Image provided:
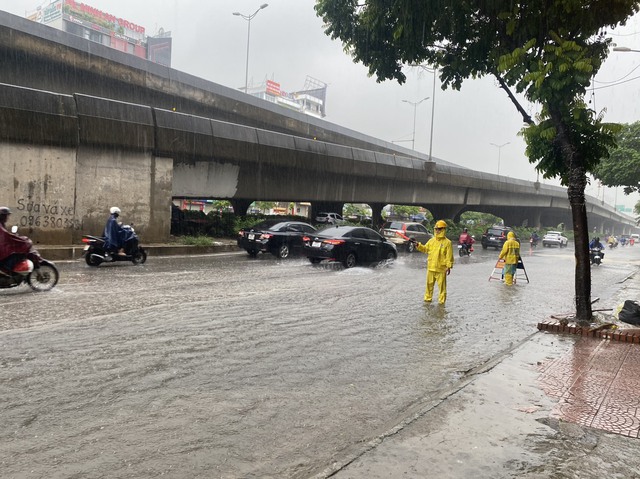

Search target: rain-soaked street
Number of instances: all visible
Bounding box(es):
[1,243,639,478]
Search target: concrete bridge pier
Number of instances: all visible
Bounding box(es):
[430,205,464,223]
[230,199,253,216]
[369,203,385,230]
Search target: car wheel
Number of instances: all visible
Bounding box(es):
[406,241,416,253]
[385,251,397,261]
[247,249,258,257]
[277,244,290,259]
[482,243,488,250]
[343,252,357,268]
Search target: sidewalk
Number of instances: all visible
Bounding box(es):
[314,271,640,479]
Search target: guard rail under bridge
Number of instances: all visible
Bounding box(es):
[0,11,635,244]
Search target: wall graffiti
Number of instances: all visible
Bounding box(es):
[15,199,81,229]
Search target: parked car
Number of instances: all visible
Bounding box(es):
[410,213,427,222]
[380,221,431,252]
[542,231,568,248]
[315,212,346,225]
[237,220,317,258]
[303,226,397,268]
[481,226,510,249]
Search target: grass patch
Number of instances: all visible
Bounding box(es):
[178,235,215,246]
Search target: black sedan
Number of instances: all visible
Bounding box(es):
[303,226,397,268]
[237,220,317,258]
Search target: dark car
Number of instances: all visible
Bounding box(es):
[303,225,397,268]
[481,226,510,249]
[237,220,317,258]
[380,221,431,252]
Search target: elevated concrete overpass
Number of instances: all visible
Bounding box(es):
[0,11,635,244]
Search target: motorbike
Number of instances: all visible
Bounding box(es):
[590,246,603,266]
[530,237,539,248]
[0,227,59,291]
[458,242,472,257]
[82,225,147,267]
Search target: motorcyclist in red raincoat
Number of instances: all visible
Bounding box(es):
[0,207,32,271]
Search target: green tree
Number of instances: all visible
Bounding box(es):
[315,0,639,322]
[593,121,640,194]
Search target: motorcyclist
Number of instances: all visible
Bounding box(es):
[530,231,540,246]
[589,237,605,260]
[0,207,32,271]
[103,207,127,258]
[458,227,475,253]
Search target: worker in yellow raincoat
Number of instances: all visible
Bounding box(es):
[498,231,520,285]
[414,220,454,304]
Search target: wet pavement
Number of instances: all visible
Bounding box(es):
[1,242,640,478]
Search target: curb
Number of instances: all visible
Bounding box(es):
[538,318,640,343]
[35,243,240,261]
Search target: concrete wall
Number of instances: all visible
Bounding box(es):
[0,143,78,244]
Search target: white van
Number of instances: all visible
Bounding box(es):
[631,234,639,241]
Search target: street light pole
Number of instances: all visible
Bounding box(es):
[233,4,269,93]
[428,68,436,161]
[401,97,429,150]
[490,142,510,176]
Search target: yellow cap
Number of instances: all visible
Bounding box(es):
[435,220,447,228]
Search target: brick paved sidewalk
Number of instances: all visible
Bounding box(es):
[538,336,640,437]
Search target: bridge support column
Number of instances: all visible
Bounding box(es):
[429,206,463,223]
[230,199,253,216]
[369,203,385,230]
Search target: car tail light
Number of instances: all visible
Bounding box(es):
[238,231,245,237]
[302,236,310,242]
[324,239,345,245]
[260,233,273,239]
[81,237,92,244]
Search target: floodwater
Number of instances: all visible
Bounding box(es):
[1,243,637,478]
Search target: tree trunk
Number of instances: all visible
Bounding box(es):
[551,108,592,325]
[567,167,592,325]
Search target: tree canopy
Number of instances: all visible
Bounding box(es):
[593,121,640,194]
[315,0,640,322]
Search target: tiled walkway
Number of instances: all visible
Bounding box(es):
[538,336,640,437]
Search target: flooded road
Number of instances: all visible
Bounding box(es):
[1,243,639,478]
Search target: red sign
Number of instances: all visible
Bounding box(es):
[266,80,281,96]
[65,0,145,34]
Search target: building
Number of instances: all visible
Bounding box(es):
[25,0,172,66]
[247,76,327,119]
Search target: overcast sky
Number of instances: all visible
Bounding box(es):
[2,0,640,209]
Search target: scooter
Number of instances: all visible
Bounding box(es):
[458,242,472,257]
[82,225,147,267]
[0,227,59,291]
[590,247,603,266]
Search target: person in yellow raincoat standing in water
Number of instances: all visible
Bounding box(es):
[498,231,520,285]
[414,220,454,304]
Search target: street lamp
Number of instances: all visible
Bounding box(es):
[401,97,430,150]
[233,3,269,93]
[490,142,510,176]
[613,46,640,53]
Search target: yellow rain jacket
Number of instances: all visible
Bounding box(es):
[499,232,520,265]
[417,230,454,272]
